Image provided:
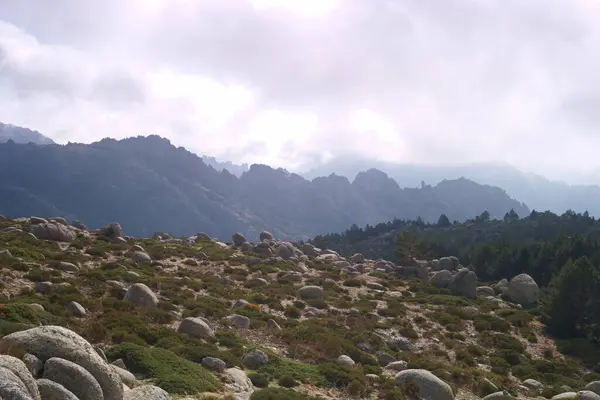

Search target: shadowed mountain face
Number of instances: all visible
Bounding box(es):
[0,136,528,241]
[0,122,55,145]
[303,157,600,218]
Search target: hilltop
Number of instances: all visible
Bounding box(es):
[0,135,528,241]
[1,215,599,399]
[0,122,55,145]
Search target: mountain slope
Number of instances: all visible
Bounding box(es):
[0,136,528,240]
[0,121,55,145]
[303,156,600,217]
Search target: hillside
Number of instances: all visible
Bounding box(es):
[304,157,600,219]
[1,216,600,399]
[0,122,55,145]
[0,136,528,241]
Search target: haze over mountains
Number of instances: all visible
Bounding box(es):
[0,125,529,240]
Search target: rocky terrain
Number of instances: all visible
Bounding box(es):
[1,215,598,399]
[0,134,528,241]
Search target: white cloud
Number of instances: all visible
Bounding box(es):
[2,0,600,182]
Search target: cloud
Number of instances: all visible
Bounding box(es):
[2,0,600,181]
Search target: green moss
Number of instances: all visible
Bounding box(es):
[107,342,221,394]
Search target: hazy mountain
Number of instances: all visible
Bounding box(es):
[0,122,55,145]
[303,156,600,217]
[0,136,527,241]
[201,156,249,176]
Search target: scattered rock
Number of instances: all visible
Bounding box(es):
[31,223,76,242]
[551,393,578,400]
[242,349,269,370]
[65,301,87,317]
[231,299,249,309]
[100,222,124,240]
[232,233,247,247]
[366,282,386,291]
[123,385,171,400]
[386,361,408,371]
[132,251,152,264]
[493,278,509,294]
[123,283,159,308]
[43,357,104,400]
[476,286,496,297]
[178,317,215,339]
[350,253,365,263]
[506,273,539,307]
[35,281,53,294]
[377,353,396,367]
[29,216,48,224]
[28,304,45,313]
[580,390,600,400]
[395,369,454,400]
[227,314,251,329]
[298,285,323,299]
[36,378,80,400]
[123,271,141,283]
[448,268,477,299]
[281,273,303,282]
[482,392,517,400]
[336,355,355,368]
[202,357,227,372]
[71,220,88,231]
[248,277,268,287]
[386,336,415,352]
[429,270,453,288]
[259,231,274,241]
[438,257,456,271]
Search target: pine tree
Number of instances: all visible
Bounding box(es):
[437,214,451,227]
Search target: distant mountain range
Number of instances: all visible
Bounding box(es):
[0,132,527,240]
[304,157,600,219]
[0,122,55,145]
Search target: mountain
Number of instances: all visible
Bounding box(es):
[303,157,600,218]
[201,155,249,176]
[0,122,55,145]
[0,135,528,241]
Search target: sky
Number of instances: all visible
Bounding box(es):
[2,0,600,182]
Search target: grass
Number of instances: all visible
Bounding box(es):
[107,342,222,395]
[250,388,321,400]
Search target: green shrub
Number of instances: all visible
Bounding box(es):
[106,343,221,394]
[278,375,298,388]
[250,388,319,400]
[284,306,301,319]
[343,279,363,287]
[248,372,270,388]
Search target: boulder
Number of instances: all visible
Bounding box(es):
[478,378,499,396]
[493,278,509,294]
[227,315,251,329]
[123,283,158,308]
[43,357,103,400]
[22,354,43,378]
[202,357,226,372]
[30,223,75,242]
[448,268,477,299]
[177,317,215,339]
[232,233,247,247]
[376,353,396,367]
[0,355,40,400]
[224,368,254,399]
[132,251,152,264]
[476,286,496,296]
[110,365,136,387]
[36,378,79,400]
[506,274,539,307]
[580,390,600,400]
[350,253,365,263]
[482,392,516,400]
[259,231,274,241]
[386,336,415,352]
[99,223,123,240]
[277,243,295,260]
[65,301,87,317]
[29,217,48,224]
[551,393,578,400]
[298,285,323,299]
[366,282,386,291]
[71,220,88,231]
[395,369,453,400]
[242,349,269,370]
[124,385,171,400]
[386,361,408,371]
[438,257,455,271]
[586,381,600,395]
[281,273,303,282]
[429,270,453,288]
[267,319,282,332]
[248,277,268,287]
[34,281,53,294]
[337,355,355,368]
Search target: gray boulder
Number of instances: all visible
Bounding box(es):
[506,274,539,307]
[448,268,477,299]
[0,366,32,400]
[586,381,600,395]
[476,286,496,296]
[376,353,396,367]
[259,231,274,241]
[232,232,247,247]
[132,251,152,264]
[0,326,123,400]
[429,270,453,288]
[224,368,254,399]
[99,223,123,240]
[123,283,158,308]
[227,314,250,329]
[36,378,79,400]
[298,285,323,299]
[395,369,453,400]
[580,390,600,400]
[110,365,136,387]
[31,223,75,242]
[71,220,88,231]
[387,336,415,352]
[478,377,499,396]
[551,393,578,400]
[281,273,303,282]
[386,361,408,371]
[177,317,215,339]
[242,349,269,370]
[277,243,295,260]
[35,281,53,294]
[493,278,509,294]
[22,354,43,378]
[438,257,455,271]
[0,355,40,400]
[350,253,365,263]
[65,301,87,317]
[54,262,79,272]
[202,357,226,372]
[43,357,103,400]
[482,392,516,400]
[124,385,171,400]
[336,355,355,368]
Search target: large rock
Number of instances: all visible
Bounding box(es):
[586,381,600,395]
[476,286,496,296]
[551,393,578,400]
[43,357,103,400]
[0,355,40,400]
[448,268,477,299]
[259,231,274,241]
[36,378,79,400]
[0,326,123,400]
[336,355,355,368]
[438,257,456,271]
[65,301,87,317]
[429,270,453,288]
[0,366,33,400]
[298,285,323,299]
[227,315,251,329]
[99,223,123,240]
[177,317,215,339]
[124,385,171,400]
[277,243,295,260]
[30,223,75,242]
[242,349,269,370]
[506,274,539,307]
[123,283,159,308]
[22,354,43,378]
[202,357,226,372]
[350,253,365,263]
[132,251,152,263]
[579,391,600,400]
[110,365,136,388]
[395,369,453,400]
[225,368,254,400]
[232,233,247,247]
[482,392,516,400]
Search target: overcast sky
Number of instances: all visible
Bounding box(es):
[2,0,600,182]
